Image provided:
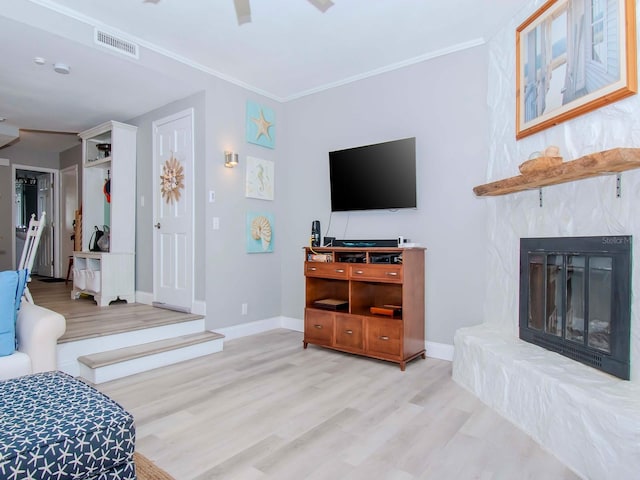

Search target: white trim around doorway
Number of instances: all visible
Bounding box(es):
[12,164,61,278]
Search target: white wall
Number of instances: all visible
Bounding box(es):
[451,4,640,476]
[482,0,640,381]
[204,79,286,329]
[128,74,286,330]
[128,91,207,300]
[50,38,491,342]
[281,45,490,345]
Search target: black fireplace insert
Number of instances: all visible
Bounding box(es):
[519,236,631,379]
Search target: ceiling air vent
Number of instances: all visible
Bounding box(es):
[94,29,139,59]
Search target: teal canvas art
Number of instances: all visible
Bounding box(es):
[246,212,274,253]
[246,101,275,149]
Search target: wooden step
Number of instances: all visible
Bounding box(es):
[78,331,225,384]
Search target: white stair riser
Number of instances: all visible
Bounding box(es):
[79,338,224,384]
[58,319,205,377]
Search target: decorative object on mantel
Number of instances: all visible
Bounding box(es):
[515,0,637,140]
[519,156,563,175]
[474,147,640,196]
[160,154,185,204]
[518,146,563,175]
[543,146,560,157]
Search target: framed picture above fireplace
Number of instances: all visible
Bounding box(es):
[516,0,637,139]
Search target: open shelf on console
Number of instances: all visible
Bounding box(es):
[306,246,405,264]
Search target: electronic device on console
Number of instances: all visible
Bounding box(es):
[332,239,398,248]
[335,252,367,263]
[311,220,321,247]
[369,253,402,264]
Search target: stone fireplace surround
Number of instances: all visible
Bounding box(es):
[453,325,640,479]
[452,3,640,478]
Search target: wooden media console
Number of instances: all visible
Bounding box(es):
[303,246,426,370]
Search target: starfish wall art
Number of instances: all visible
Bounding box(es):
[246,100,275,149]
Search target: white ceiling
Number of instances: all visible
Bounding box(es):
[0,0,530,152]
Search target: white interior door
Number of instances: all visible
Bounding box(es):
[35,172,54,277]
[152,109,194,312]
[60,165,78,275]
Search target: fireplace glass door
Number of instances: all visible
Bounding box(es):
[520,236,631,380]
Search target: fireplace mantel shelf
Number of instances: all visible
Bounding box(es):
[473,147,640,197]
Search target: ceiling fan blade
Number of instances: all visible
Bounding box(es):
[234,0,251,25]
[307,0,334,13]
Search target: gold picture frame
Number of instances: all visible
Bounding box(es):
[516,0,637,139]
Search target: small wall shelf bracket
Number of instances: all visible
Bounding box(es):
[539,188,543,207]
[616,173,622,198]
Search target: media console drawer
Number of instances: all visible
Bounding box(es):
[335,314,364,352]
[304,309,334,346]
[350,264,403,283]
[305,262,348,279]
[367,317,402,357]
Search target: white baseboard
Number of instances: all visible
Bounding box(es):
[280,316,303,332]
[216,317,283,341]
[134,297,453,361]
[426,341,454,361]
[192,300,206,316]
[214,315,453,361]
[135,290,153,305]
[215,316,303,340]
[135,291,206,315]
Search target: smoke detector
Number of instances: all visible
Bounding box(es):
[53,63,71,74]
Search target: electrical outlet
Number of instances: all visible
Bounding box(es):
[212,217,220,230]
[241,303,248,315]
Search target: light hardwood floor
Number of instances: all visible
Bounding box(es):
[95,330,581,480]
[29,277,203,342]
[28,277,580,479]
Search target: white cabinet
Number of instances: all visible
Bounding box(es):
[73,121,137,305]
[72,252,134,307]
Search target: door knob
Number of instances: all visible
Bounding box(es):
[154,223,161,229]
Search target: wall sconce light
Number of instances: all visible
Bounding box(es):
[224,151,239,168]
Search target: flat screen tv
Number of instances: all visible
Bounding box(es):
[329,137,416,212]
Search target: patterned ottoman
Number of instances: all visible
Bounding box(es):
[0,371,135,479]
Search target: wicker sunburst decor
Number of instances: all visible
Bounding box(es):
[160,155,185,204]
